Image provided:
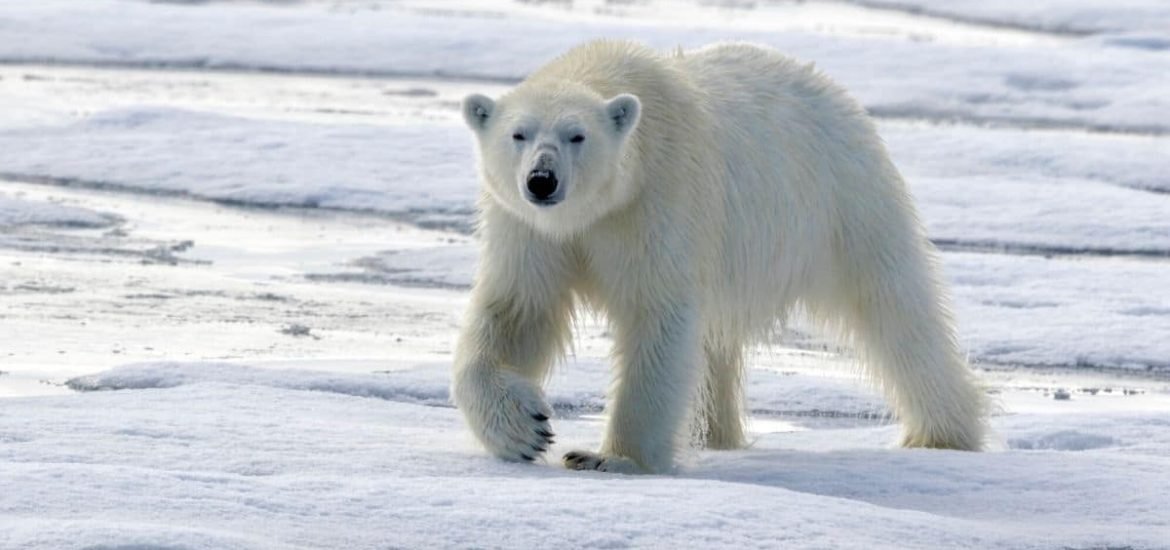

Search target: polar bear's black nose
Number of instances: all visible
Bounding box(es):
[526,170,559,202]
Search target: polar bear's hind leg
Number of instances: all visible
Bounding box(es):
[699,341,748,450]
[822,192,988,451]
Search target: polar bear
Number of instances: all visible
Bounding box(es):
[453,40,987,474]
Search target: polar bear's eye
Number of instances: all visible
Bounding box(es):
[570,135,585,144]
[512,133,526,141]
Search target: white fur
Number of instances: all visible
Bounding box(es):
[453,40,988,474]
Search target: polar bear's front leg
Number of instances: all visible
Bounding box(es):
[452,211,575,463]
[565,300,702,474]
[453,295,572,462]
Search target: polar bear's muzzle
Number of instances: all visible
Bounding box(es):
[525,169,561,206]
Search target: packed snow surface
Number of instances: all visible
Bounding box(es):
[0,193,116,228]
[3,362,1169,549]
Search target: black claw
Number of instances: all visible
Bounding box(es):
[546,439,556,445]
[536,428,554,438]
[520,453,534,462]
[564,451,582,462]
[532,412,549,422]
[532,444,547,454]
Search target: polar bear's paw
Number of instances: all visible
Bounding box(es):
[455,370,555,463]
[900,425,984,452]
[562,450,643,474]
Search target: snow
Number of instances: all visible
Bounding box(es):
[4,106,1163,368]
[0,108,477,229]
[1,108,1166,252]
[309,244,480,289]
[0,193,116,228]
[2,0,1170,548]
[947,252,1170,370]
[3,362,1169,549]
[846,0,1170,34]
[2,0,1169,133]
[316,240,1170,371]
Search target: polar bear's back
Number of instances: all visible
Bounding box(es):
[678,43,916,339]
[678,42,885,209]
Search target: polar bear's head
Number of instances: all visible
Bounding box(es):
[461,86,641,237]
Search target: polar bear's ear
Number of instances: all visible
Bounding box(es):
[604,94,641,138]
[462,94,495,132]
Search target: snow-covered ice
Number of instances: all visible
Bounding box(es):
[3,361,1170,549]
[1,0,1169,548]
[0,108,478,229]
[3,0,1169,132]
[846,0,1170,34]
[2,106,1168,247]
[0,193,116,229]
